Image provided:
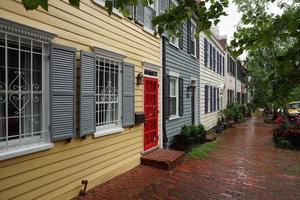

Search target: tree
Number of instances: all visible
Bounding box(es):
[20,0,229,36]
[231,0,300,110]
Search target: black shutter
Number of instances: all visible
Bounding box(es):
[210,86,213,112]
[187,20,191,53]
[50,44,76,141]
[123,63,135,127]
[179,77,184,116]
[214,87,217,112]
[204,38,208,66]
[209,44,213,69]
[80,51,96,137]
[196,34,199,59]
[164,75,170,118]
[205,85,208,114]
[217,88,220,110]
[216,51,219,74]
[222,56,225,76]
[179,24,184,49]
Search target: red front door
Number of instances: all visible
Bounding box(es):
[144,77,159,151]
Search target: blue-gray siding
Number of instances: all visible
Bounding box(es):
[165,23,200,147]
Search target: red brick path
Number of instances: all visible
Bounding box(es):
[75,116,300,200]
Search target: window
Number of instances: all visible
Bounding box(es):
[0,32,49,151]
[169,77,178,117]
[96,55,122,132]
[169,34,179,47]
[190,19,197,57]
[144,0,157,31]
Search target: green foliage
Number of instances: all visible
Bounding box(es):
[223,103,246,123]
[187,140,218,159]
[181,125,192,138]
[20,0,229,38]
[231,1,300,108]
[181,124,205,137]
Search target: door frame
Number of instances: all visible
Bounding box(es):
[143,67,161,153]
[190,77,198,125]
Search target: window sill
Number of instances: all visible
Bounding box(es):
[0,142,54,161]
[94,127,124,138]
[190,54,198,60]
[143,26,156,35]
[169,115,180,121]
[169,42,180,49]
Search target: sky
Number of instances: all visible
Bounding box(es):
[217,0,285,60]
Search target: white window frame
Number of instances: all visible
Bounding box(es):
[191,19,197,57]
[94,54,123,137]
[169,71,179,120]
[0,31,52,161]
[143,0,158,34]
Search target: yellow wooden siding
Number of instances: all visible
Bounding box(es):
[0,0,161,199]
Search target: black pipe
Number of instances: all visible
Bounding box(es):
[162,37,168,148]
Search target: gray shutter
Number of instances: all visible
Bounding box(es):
[214,87,217,112]
[50,44,76,141]
[179,77,184,116]
[187,20,191,53]
[205,85,208,114]
[135,0,144,25]
[123,63,135,127]
[80,51,96,137]
[163,75,170,118]
[213,48,216,71]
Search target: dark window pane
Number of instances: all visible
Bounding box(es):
[21,38,31,51]
[8,49,18,68]
[7,34,18,49]
[0,47,5,67]
[170,97,176,116]
[0,32,4,46]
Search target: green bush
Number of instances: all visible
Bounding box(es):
[181,124,206,137]
[223,103,246,123]
[181,125,192,138]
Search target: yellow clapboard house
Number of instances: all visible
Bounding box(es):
[0,0,162,199]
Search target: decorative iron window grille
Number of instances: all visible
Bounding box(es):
[0,31,49,150]
[95,55,122,131]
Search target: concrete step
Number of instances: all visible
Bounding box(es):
[141,149,185,170]
[206,133,217,142]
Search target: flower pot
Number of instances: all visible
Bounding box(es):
[194,134,205,145]
[215,125,223,133]
[174,135,193,151]
[227,120,235,128]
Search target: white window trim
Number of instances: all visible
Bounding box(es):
[94,53,123,138]
[94,127,124,138]
[0,142,53,161]
[191,19,197,57]
[0,30,52,160]
[169,35,179,48]
[169,74,179,119]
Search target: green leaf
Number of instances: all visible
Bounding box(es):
[22,0,48,11]
[69,0,80,8]
[105,0,113,16]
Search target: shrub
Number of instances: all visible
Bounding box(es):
[273,122,300,149]
[190,125,200,136]
[181,125,192,138]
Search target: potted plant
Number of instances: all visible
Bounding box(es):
[193,124,205,144]
[215,118,223,133]
[174,125,193,151]
[223,107,235,128]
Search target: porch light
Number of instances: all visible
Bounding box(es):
[136,73,144,85]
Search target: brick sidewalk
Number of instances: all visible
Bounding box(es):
[75,116,300,200]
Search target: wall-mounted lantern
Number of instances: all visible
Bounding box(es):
[187,80,196,97]
[136,73,144,85]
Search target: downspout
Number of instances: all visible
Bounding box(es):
[162,36,168,148]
